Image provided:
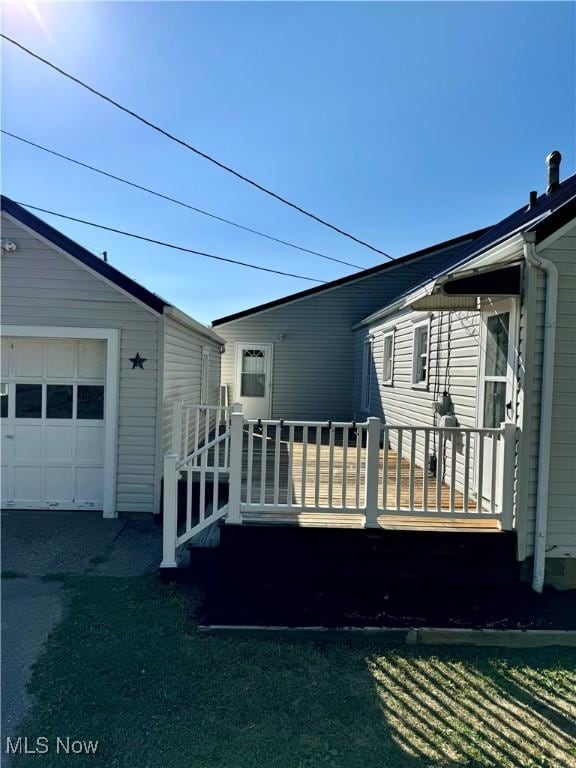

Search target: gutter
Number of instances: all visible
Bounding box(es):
[523,232,558,593]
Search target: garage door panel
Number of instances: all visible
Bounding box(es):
[76,467,104,503]
[14,425,43,460]
[78,342,106,379]
[45,466,74,502]
[46,342,75,378]
[45,426,74,461]
[76,426,104,461]
[14,342,43,377]
[14,467,42,502]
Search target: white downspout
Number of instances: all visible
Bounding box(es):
[523,231,558,592]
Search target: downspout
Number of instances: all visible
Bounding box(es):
[522,231,558,592]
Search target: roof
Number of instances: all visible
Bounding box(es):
[356,171,576,328]
[1,196,224,344]
[211,227,489,326]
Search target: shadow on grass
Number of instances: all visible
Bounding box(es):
[10,575,576,768]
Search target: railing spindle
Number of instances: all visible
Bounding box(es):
[199,449,206,523]
[315,426,321,508]
[328,425,335,509]
[273,425,281,506]
[213,433,220,515]
[246,423,254,504]
[450,432,457,512]
[287,425,294,507]
[260,424,268,505]
[382,428,389,511]
[490,433,498,514]
[186,463,192,534]
[423,430,429,512]
[436,432,443,512]
[395,428,403,512]
[477,432,484,513]
[342,426,348,508]
[355,427,362,509]
[301,426,308,509]
[409,429,416,511]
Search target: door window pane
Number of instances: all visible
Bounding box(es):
[15,384,42,418]
[484,381,506,428]
[47,385,73,419]
[485,313,510,377]
[77,385,104,419]
[241,350,265,398]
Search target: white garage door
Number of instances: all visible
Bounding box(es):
[1,338,106,510]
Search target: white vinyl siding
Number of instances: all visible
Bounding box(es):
[521,225,576,560]
[161,316,221,454]
[1,213,160,514]
[217,238,476,420]
[354,308,482,495]
[361,339,373,411]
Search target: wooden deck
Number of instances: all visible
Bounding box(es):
[239,432,498,533]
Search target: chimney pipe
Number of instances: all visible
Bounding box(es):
[546,151,562,194]
[528,190,538,209]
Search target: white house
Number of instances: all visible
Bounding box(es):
[0,196,225,518]
[160,152,575,591]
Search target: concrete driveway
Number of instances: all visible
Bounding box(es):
[1,510,162,745]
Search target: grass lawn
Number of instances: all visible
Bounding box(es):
[12,576,576,768]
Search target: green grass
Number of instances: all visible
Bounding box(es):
[13,576,576,768]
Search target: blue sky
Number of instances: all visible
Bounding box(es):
[2,1,574,324]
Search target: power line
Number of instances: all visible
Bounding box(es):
[2,130,364,270]
[1,33,394,262]
[9,201,326,283]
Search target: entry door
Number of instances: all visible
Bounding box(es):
[476,299,517,510]
[1,338,106,509]
[235,344,273,419]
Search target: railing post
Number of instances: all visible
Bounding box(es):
[160,452,179,568]
[171,399,184,458]
[365,416,381,528]
[500,421,516,530]
[226,403,244,524]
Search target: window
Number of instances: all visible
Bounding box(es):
[482,312,511,428]
[382,331,395,385]
[0,384,8,418]
[46,385,73,419]
[362,339,373,411]
[412,320,430,386]
[77,385,104,419]
[15,384,42,418]
[200,348,210,405]
[241,349,266,398]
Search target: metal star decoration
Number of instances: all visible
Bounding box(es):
[129,353,147,369]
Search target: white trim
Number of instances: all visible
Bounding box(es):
[535,216,576,251]
[2,211,162,318]
[1,325,119,518]
[382,330,395,386]
[153,315,166,515]
[411,318,431,389]
[361,338,373,411]
[200,347,210,405]
[164,306,225,346]
[234,342,274,419]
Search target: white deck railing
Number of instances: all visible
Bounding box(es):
[161,405,517,568]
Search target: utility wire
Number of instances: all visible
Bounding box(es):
[1,34,394,262]
[2,130,364,270]
[9,201,326,283]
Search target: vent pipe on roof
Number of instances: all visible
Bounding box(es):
[546,151,562,194]
[528,191,538,210]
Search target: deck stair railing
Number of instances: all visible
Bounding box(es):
[161,404,517,568]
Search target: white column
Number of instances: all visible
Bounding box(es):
[171,399,184,458]
[226,403,244,524]
[500,421,517,531]
[160,452,179,568]
[365,416,381,528]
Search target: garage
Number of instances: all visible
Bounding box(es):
[1,337,108,510]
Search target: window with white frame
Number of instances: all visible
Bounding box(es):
[412,320,430,386]
[362,339,373,410]
[382,330,395,385]
[200,348,210,404]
